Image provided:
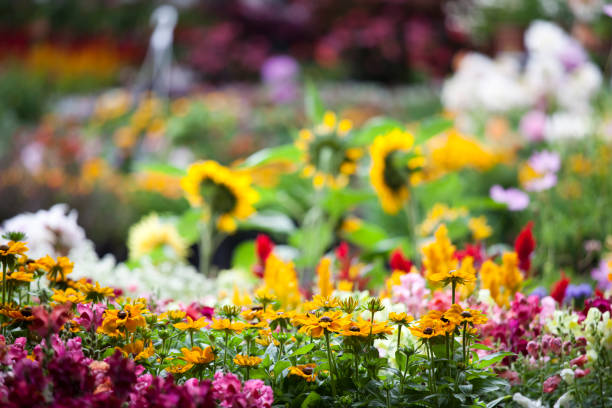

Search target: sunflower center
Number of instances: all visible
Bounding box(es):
[440,317,450,323]
[0,245,8,252]
[200,180,237,215]
[349,325,360,332]
[21,307,32,317]
[423,327,433,335]
[319,316,333,323]
[309,136,344,173]
[383,151,407,191]
[302,367,314,375]
[118,311,128,319]
[461,311,472,318]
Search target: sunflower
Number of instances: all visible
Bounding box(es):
[289,364,317,382]
[181,161,259,233]
[233,354,262,367]
[127,214,188,261]
[296,111,362,189]
[369,128,425,214]
[298,310,351,338]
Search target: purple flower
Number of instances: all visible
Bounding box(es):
[604,4,612,18]
[490,185,530,211]
[520,110,547,142]
[591,259,612,290]
[261,55,299,83]
[560,40,587,72]
[530,286,548,299]
[75,302,106,332]
[529,150,561,174]
[213,372,245,407]
[565,283,593,303]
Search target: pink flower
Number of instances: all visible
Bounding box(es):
[539,296,556,325]
[392,272,430,316]
[543,375,562,393]
[490,185,530,211]
[570,354,588,368]
[75,302,106,331]
[244,379,273,408]
[498,370,521,385]
[550,338,563,355]
[541,335,553,354]
[31,304,72,338]
[526,341,539,358]
[213,372,244,407]
[574,368,590,378]
[520,110,547,142]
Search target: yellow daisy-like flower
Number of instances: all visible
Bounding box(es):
[174,316,208,331]
[210,318,246,334]
[298,310,351,338]
[51,288,87,304]
[99,303,148,336]
[0,241,28,257]
[444,304,488,326]
[119,340,155,361]
[2,270,34,284]
[75,281,115,302]
[37,255,74,282]
[255,329,280,347]
[428,260,476,287]
[468,216,492,241]
[422,224,458,282]
[420,310,456,335]
[233,354,262,367]
[303,295,340,311]
[409,323,439,339]
[288,364,317,382]
[178,346,215,371]
[296,111,362,190]
[181,160,258,233]
[389,312,414,326]
[127,214,188,261]
[159,310,187,322]
[369,128,424,214]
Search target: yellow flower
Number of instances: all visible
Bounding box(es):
[409,323,439,339]
[428,257,476,287]
[127,214,188,260]
[444,304,487,326]
[76,281,115,302]
[317,258,334,298]
[259,254,301,309]
[38,255,74,282]
[241,306,264,321]
[255,329,280,347]
[340,318,393,338]
[288,364,317,381]
[181,160,259,233]
[180,346,215,369]
[2,270,34,283]
[160,310,187,321]
[428,130,502,174]
[296,111,360,190]
[233,354,262,367]
[419,203,468,237]
[422,224,458,281]
[0,241,28,257]
[174,316,209,331]
[501,252,523,293]
[303,295,340,311]
[421,310,456,335]
[389,312,414,326]
[100,303,148,335]
[369,128,424,214]
[51,288,86,304]
[210,318,246,334]
[468,216,492,241]
[120,340,155,361]
[337,280,353,292]
[298,310,351,338]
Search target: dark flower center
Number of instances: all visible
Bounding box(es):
[423,327,433,335]
[461,311,472,318]
[251,306,263,311]
[118,311,128,319]
[440,317,449,323]
[21,307,32,317]
[349,325,360,332]
[383,152,407,192]
[302,366,314,375]
[0,245,8,252]
[200,180,237,215]
[319,316,332,323]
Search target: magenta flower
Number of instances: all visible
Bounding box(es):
[542,375,561,393]
[520,110,547,142]
[75,302,106,331]
[243,379,273,408]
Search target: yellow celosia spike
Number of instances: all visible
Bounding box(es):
[317,258,334,298]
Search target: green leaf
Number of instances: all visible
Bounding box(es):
[323,188,375,218]
[352,116,404,146]
[474,352,514,369]
[240,211,295,234]
[304,80,324,124]
[134,162,186,176]
[301,391,322,408]
[414,116,453,145]
[231,241,256,272]
[471,343,493,351]
[273,360,291,377]
[241,144,301,167]
[177,208,201,244]
[290,343,315,357]
[342,221,388,251]
[486,395,512,408]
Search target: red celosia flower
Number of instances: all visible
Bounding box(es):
[550,273,570,304]
[455,243,484,265]
[335,242,349,261]
[389,249,412,273]
[514,222,535,275]
[253,234,275,278]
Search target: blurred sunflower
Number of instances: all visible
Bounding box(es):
[181,161,259,233]
[127,214,187,261]
[369,128,425,214]
[296,111,362,189]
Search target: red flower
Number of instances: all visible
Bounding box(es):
[542,375,561,393]
[255,234,274,262]
[455,243,484,265]
[253,234,275,278]
[335,242,349,261]
[389,249,412,273]
[550,273,570,304]
[31,304,72,337]
[514,222,535,275]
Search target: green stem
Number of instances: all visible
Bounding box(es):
[199,217,214,278]
[224,331,229,370]
[451,281,456,305]
[2,262,6,305]
[324,330,337,398]
[404,196,420,268]
[397,325,402,350]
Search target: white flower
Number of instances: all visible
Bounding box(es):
[559,368,574,385]
[524,21,570,57]
[553,391,574,408]
[544,112,592,141]
[512,393,545,408]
